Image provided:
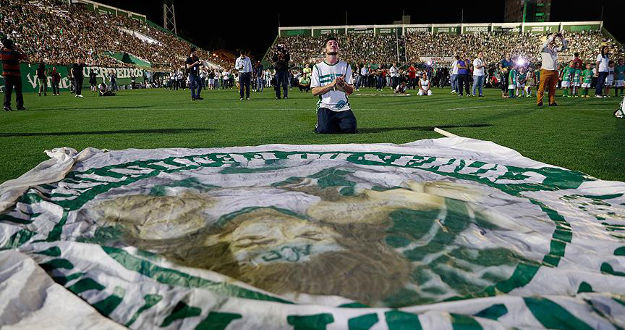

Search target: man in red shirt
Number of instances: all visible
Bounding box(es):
[1,39,28,111]
[408,64,417,89]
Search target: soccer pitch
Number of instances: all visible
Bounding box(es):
[0,87,623,183]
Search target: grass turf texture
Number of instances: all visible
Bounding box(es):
[0,87,623,183]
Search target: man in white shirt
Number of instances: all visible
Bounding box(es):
[595,46,610,97]
[537,32,567,106]
[360,65,368,89]
[450,56,459,94]
[472,52,486,97]
[235,51,253,100]
[311,36,356,134]
[389,63,399,89]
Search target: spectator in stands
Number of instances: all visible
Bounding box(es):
[1,38,27,111]
[272,44,290,99]
[36,62,48,96]
[185,47,203,101]
[537,33,567,106]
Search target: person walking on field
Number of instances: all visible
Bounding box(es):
[537,32,567,107]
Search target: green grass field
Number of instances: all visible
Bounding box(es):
[0,86,623,183]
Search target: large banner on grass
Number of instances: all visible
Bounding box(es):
[0,138,624,329]
[19,64,145,93]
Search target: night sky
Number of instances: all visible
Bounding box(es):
[97,0,625,59]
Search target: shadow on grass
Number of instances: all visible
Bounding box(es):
[358,123,492,134]
[0,128,213,137]
[39,105,156,111]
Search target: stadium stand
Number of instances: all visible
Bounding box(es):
[266,28,624,67]
[0,0,227,70]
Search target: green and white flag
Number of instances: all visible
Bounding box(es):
[0,137,624,329]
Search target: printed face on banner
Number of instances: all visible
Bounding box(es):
[81,160,550,307]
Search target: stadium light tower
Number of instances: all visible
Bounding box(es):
[163,0,177,35]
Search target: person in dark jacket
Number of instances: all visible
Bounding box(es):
[71,60,85,98]
[89,69,97,92]
[36,62,47,96]
[50,67,61,95]
[272,44,290,99]
[1,38,28,111]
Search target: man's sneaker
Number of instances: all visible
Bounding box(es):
[549,103,558,106]
[614,109,624,118]
[195,97,204,100]
[284,96,288,99]
[596,95,603,98]
[240,98,243,101]
[246,97,250,100]
[537,102,543,107]
[17,106,26,110]
[3,106,11,112]
[75,94,83,98]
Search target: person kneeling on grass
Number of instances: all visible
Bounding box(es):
[311,36,356,134]
[98,82,116,97]
[395,81,407,94]
[418,73,432,96]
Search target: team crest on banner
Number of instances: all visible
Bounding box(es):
[1,138,624,329]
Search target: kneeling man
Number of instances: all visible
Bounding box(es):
[312,36,356,134]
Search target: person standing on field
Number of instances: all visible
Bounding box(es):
[1,38,28,111]
[537,32,567,107]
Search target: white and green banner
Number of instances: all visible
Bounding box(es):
[0,137,624,329]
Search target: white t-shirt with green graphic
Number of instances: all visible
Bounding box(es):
[311,60,353,112]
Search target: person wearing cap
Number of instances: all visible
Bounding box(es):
[537,32,567,107]
[1,39,28,111]
[311,36,356,134]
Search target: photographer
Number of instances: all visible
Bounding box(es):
[272,44,290,99]
[537,32,567,106]
[185,47,203,101]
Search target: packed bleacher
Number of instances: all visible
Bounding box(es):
[269,31,624,67]
[0,0,227,70]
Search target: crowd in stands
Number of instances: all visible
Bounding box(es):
[269,31,624,69]
[0,0,225,70]
[267,34,399,65]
